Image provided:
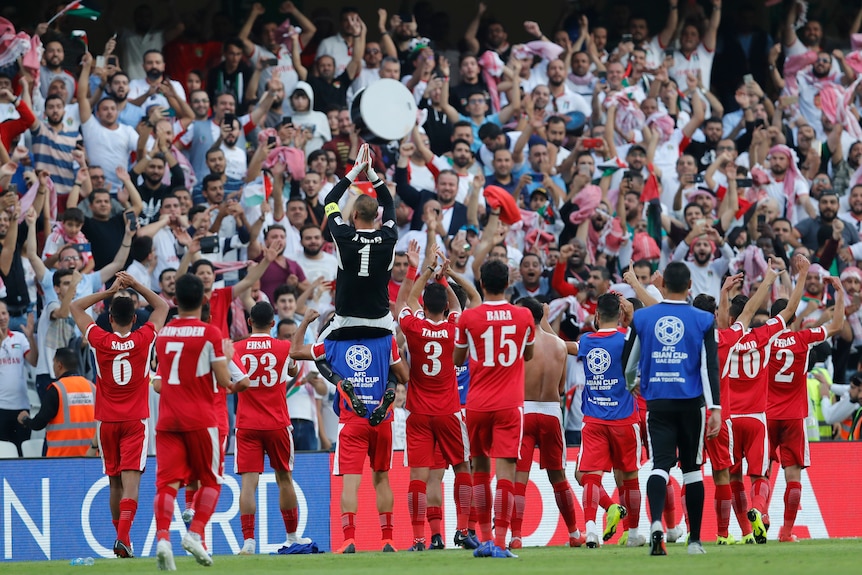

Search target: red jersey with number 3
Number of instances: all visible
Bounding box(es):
[233,334,293,430]
[767,327,828,420]
[399,307,460,416]
[455,300,535,412]
[724,316,786,415]
[86,322,157,422]
[155,317,225,432]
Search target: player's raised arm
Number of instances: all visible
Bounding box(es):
[70,275,124,334]
[289,309,321,361]
[116,271,171,330]
[325,144,370,208]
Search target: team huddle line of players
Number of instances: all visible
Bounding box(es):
[75,145,838,569]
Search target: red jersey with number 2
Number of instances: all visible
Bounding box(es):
[724,316,786,415]
[155,317,225,432]
[399,307,460,415]
[767,327,828,420]
[233,334,294,429]
[455,300,535,412]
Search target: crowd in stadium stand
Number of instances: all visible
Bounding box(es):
[1,0,862,462]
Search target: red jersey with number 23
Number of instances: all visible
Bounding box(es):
[455,300,535,412]
[724,316,786,415]
[86,322,157,422]
[399,307,460,415]
[155,317,225,432]
[233,334,293,430]
[767,326,828,420]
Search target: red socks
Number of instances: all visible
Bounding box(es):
[454,472,472,531]
[472,472,492,541]
[493,479,514,549]
[379,512,394,540]
[663,482,677,527]
[714,483,732,537]
[731,481,752,535]
[426,506,442,536]
[281,507,298,534]
[553,480,579,533]
[117,499,137,545]
[189,485,221,537]
[751,478,770,514]
[511,482,527,538]
[581,474,612,523]
[620,479,640,529]
[154,486,178,540]
[241,513,255,541]
[341,512,356,541]
[783,481,802,531]
[408,480,427,539]
[112,519,119,533]
[184,488,195,511]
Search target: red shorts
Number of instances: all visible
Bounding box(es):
[234,427,294,474]
[98,420,148,477]
[704,417,733,471]
[729,415,769,477]
[516,410,566,472]
[156,428,222,489]
[334,417,393,475]
[466,407,524,460]
[406,412,469,469]
[577,420,641,473]
[768,419,810,469]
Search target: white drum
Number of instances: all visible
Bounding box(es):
[351,78,417,142]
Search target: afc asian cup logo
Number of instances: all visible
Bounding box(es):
[586,348,612,375]
[655,316,685,347]
[345,344,373,372]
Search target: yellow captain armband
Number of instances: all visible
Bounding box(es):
[324,203,340,216]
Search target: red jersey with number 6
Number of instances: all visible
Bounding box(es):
[86,322,157,422]
[724,316,786,415]
[767,326,828,420]
[233,334,293,430]
[154,317,225,432]
[455,300,535,412]
[399,307,460,416]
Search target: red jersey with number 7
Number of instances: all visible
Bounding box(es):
[767,326,828,420]
[86,322,157,422]
[454,300,535,412]
[233,334,294,430]
[154,317,225,432]
[399,307,460,415]
[724,315,786,415]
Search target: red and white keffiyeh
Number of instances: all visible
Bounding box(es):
[477,50,505,113]
[603,91,645,140]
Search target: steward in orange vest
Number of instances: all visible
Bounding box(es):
[19,348,96,456]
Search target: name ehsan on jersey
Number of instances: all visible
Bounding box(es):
[159,325,206,337]
[245,339,272,350]
[111,340,135,351]
[486,309,512,321]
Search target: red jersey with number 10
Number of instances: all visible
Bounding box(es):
[717,322,746,412]
[233,334,294,430]
[455,300,535,412]
[724,316,786,415]
[86,322,157,422]
[399,307,460,415]
[155,317,225,432]
[767,327,828,420]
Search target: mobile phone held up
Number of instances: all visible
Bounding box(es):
[125,211,138,231]
[582,138,603,149]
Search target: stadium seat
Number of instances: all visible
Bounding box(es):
[21,439,44,458]
[0,441,19,458]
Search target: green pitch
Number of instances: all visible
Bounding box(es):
[10,540,860,575]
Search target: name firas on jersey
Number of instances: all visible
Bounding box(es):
[773,335,797,348]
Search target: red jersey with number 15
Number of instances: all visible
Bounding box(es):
[767,326,828,420]
[399,307,460,415]
[86,322,157,422]
[724,316,786,415]
[154,317,225,432]
[233,334,294,430]
[455,300,535,412]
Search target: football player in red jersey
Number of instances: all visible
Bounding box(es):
[397,238,473,551]
[70,272,169,558]
[233,301,312,555]
[151,274,244,570]
[766,278,844,542]
[454,258,536,558]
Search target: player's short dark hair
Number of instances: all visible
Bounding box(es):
[480,259,509,295]
[190,259,215,276]
[693,294,716,314]
[423,282,449,315]
[596,293,620,323]
[728,295,748,322]
[175,273,205,311]
[53,347,80,373]
[353,194,378,222]
[249,301,275,328]
[663,262,691,294]
[517,296,543,323]
[771,298,793,324]
[110,295,137,326]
